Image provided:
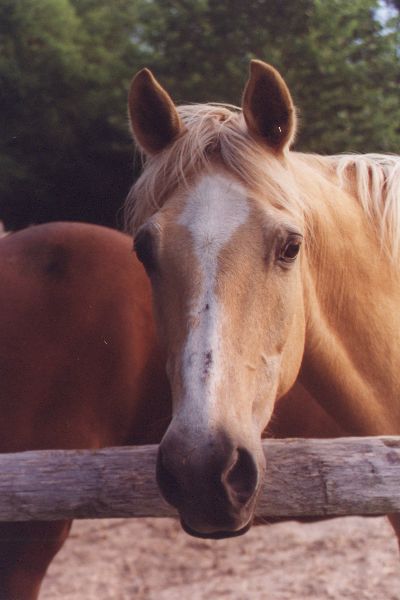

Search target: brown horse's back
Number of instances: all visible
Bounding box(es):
[0,222,170,452]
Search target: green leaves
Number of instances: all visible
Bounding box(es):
[0,0,143,228]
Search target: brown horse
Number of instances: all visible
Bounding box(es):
[126,60,400,540]
[0,221,341,598]
[0,222,171,599]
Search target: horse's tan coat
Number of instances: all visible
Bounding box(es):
[128,60,400,540]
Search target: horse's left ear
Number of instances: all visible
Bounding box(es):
[128,68,184,155]
[242,60,296,152]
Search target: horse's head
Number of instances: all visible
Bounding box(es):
[127,61,306,538]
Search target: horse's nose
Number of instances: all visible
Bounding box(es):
[222,447,259,506]
[156,432,260,535]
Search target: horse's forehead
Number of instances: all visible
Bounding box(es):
[177,173,251,248]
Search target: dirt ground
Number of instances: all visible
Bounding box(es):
[41,515,400,599]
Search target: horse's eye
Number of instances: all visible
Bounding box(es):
[134,228,157,272]
[279,236,302,264]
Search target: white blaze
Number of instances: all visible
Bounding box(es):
[177,173,250,423]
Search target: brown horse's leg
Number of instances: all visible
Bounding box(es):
[0,520,71,600]
[387,514,400,551]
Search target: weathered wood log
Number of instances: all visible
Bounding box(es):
[0,437,399,521]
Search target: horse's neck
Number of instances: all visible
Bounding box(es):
[296,156,400,435]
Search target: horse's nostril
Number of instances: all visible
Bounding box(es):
[156,449,182,508]
[225,447,258,505]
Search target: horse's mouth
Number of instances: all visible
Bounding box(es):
[180,518,252,540]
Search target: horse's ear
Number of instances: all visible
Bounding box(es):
[128,68,184,155]
[242,60,296,152]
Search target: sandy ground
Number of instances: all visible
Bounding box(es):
[40,516,400,599]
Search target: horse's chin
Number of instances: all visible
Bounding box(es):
[180,519,252,540]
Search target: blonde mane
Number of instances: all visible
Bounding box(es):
[125,104,400,259]
[125,104,303,233]
[332,154,400,259]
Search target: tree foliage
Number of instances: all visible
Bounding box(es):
[0,0,142,228]
[0,0,399,228]
[138,0,400,153]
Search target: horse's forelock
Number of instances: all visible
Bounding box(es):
[124,103,303,234]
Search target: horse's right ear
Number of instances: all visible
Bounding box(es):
[128,69,184,155]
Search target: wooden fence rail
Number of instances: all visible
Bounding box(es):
[0,437,400,521]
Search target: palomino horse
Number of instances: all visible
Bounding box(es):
[126,60,400,540]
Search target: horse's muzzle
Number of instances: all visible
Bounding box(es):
[156,429,262,538]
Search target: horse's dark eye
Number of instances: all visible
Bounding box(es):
[280,237,302,264]
[134,228,157,272]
